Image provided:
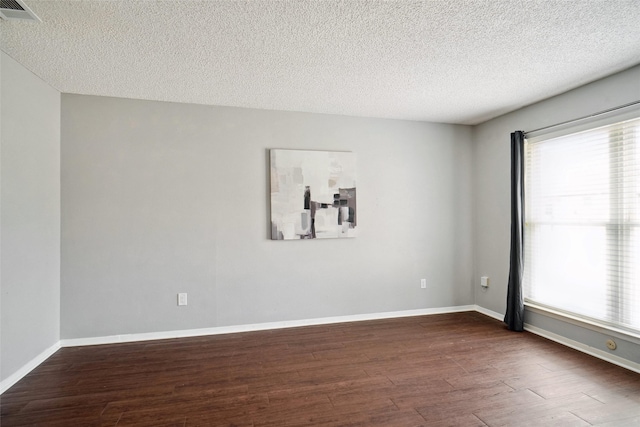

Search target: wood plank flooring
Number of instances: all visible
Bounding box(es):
[2,312,640,426]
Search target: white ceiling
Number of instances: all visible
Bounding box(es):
[1,1,639,125]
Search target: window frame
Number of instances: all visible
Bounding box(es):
[523,106,640,341]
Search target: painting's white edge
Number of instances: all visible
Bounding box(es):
[60,305,476,347]
[524,323,640,374]
[0,342,60,394]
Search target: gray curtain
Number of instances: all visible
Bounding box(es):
[504,131,525,331]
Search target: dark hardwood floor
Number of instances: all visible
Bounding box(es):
[2,312,640,426]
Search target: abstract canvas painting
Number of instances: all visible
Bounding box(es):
[270,149,356,240]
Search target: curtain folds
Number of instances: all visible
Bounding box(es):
[504,131,525,332]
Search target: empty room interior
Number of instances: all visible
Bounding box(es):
[1,1,640,426]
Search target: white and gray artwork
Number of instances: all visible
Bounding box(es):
[270,149,356,240]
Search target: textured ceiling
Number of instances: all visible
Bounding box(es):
[1,1,640,125]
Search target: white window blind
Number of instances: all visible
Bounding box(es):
[524,115,640,335]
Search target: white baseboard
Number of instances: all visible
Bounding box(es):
[0,342,60,395]
[524,323,640,374]
[472,305,640,373]
[6,306,475,395]
[473,305,504,322]
[4,305,638,396]
[61,305,477,347]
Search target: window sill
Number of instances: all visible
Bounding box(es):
[524,301,640,346]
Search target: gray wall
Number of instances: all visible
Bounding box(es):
[473,64,640,363]
[61,95,474,339]
[1,52,61,382]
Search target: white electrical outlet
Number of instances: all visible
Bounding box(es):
[178,293,188,306]
[481,276,489,288]
[420,278,427,289]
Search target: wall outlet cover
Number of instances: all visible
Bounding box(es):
[178,293,188,306]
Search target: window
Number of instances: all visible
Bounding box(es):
[524,114,640,336]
